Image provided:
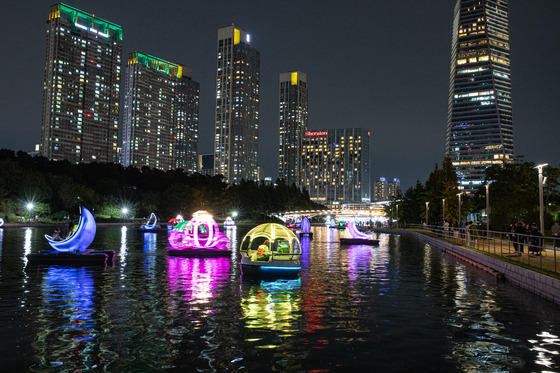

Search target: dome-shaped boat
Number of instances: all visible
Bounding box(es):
[240,223,302,277]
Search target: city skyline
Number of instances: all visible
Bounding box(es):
[1,1,559,191]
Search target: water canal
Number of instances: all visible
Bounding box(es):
[1,225,560,372]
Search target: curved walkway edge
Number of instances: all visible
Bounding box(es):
[375,228,560,306]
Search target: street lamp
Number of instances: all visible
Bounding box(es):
[442,198,445,223]
[122,207,129,221]
[26,202,34,222]
[535,164,548,235]
[232,211,238,219]
[457,193,462,226]
[485,184,490,234]
[425,201,429,226]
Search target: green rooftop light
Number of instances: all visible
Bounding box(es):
[128,52,183,78]
[50,3,123,40]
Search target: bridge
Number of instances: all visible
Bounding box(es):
[279,201,391,222]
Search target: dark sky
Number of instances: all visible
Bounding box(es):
[1,0,559,191]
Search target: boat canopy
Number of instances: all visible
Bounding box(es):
[240,223,301,254]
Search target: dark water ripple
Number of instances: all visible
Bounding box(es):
[1,226,560,371]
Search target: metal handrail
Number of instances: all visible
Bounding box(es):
[397,223,559,274]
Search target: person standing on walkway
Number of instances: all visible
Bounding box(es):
[529,223,543,255]
[552,221,560,250]
[514,221,527,254]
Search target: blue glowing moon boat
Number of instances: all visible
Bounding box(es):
[45,206,96,253]
[240,223,302,278]
[28,207,115,265]
[139,212,162,232]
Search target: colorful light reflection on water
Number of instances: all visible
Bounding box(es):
[34,266,96,370]
[0,226,559,371]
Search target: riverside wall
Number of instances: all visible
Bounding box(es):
[374,228,560,305]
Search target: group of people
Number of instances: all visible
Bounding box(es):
[509,221,546,255]
[51,224,78,241]
[247,239,290,261]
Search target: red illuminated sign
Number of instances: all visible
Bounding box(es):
[305,131,328,137]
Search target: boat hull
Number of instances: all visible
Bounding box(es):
[27,251,109,265]
[168,249,232,258]
[241,258,301,278]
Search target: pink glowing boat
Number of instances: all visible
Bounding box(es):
[167,211,231,257]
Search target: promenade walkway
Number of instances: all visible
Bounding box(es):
[407,224,560,277]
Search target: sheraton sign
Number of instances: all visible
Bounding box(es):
[305,131,328,137]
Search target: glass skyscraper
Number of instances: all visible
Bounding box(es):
[446,0,514,194]
[122,52,199,172]
[278,71,308,186]
[40,3,122,163]
[214,25,260,183]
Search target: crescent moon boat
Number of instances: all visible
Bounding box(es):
[339,221,379,245]
[168,211,230,257]
[139,212,162,232]
[240,223,302,278]
[27,207,114,265]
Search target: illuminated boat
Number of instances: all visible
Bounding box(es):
[223,216,235,227]
[168,211,230,257]
[298,216,313,239]
[139,212,162,232]
[167,215,184,229]
[27,207,114,265]
[339,220,379,245]
[240,223,302,277]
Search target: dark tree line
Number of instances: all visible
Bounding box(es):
[0,149,322,222]
[387,156,560,231]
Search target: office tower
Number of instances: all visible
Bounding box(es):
[446,0,514,193]
[388,178,400,199]
[122,52,199,172]
[278,71,308,185]
[40,3,122,163]
[301,128,370,207]
[374,177,388,201]
[214,25,260,183]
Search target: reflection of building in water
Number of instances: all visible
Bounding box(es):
[35,267,97,370]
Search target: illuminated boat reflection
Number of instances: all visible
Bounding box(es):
[33,266,97,370]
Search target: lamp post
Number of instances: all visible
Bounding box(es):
[26,202,34,222]
[122,207,129,222]
[442,198,445,223]
[485,184,490,234]
[457,193,462,226]
[396,204,399,228]
[535,164,548,235]
[425,201,429,226]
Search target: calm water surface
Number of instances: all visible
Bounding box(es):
[1,225,560,372]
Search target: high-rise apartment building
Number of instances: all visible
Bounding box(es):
[446,0,514,194]
[40,3,122,163]
[301,129,370,207]
[214,25,260,183]
[388,178,400,199]
[122,52,199,172]
[374,177,387,201]
[278,71,308,185]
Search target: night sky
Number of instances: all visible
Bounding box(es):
[1,0,559,191]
